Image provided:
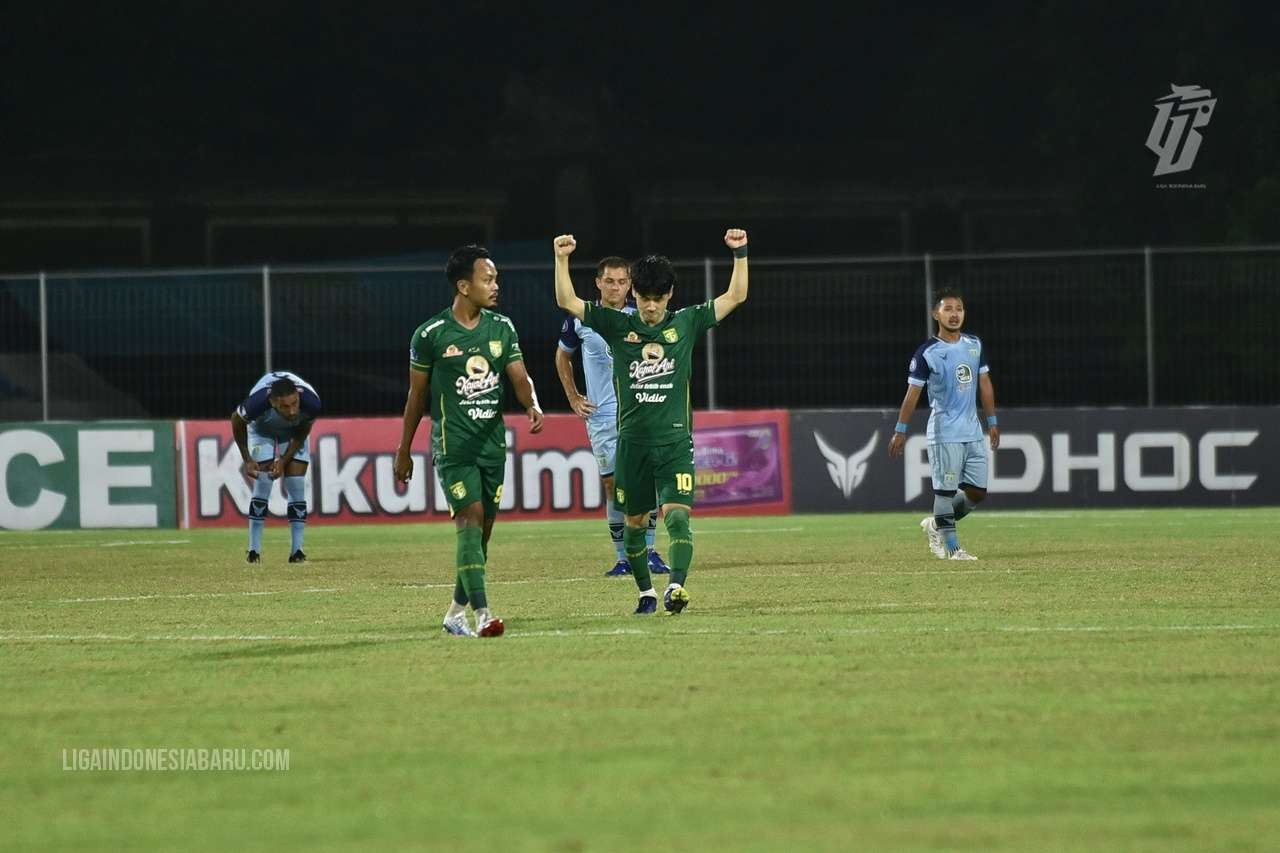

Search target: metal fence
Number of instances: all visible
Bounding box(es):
[1,245,1277,421]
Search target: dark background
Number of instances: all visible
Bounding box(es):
[1,2,1276,419]
[2,1,1277,269]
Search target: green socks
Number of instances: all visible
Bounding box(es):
[664,508,693,586]
[456,526,487,610]
[624,525,652,592]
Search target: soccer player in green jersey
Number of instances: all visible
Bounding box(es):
[553,229,749,615]
[394,244,545,638]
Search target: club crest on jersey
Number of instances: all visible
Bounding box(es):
[450,481,467,500]
[442,344,463,358]
[489,340,503,358]
[662,328,678,343]
[625,332,640,343]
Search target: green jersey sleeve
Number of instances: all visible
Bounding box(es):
[680,299,719,339]
[505,319,523,366]
[581,302,629,340]
[409,321,438,372]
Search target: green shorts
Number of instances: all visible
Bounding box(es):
[614,438,695,516]
[435,459,505,518]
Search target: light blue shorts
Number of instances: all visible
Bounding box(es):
[928,441,988,493]
[247,426,312,465]
[586,418,618,477]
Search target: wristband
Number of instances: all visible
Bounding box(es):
[987,415,998,427]
[894,422,908,434]
[732,246,748,259]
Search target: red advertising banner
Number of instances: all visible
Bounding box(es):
[176,410,790,528]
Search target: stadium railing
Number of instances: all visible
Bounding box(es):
[1,245,1276,420]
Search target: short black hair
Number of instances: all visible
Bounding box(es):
[630,255,677,298]
[268,376,298,398]
[934,287,965,309]
[596,256,630,277]
[446,244,492,294]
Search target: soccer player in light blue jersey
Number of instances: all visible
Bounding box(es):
[554,256,670,577]
[231,371,321,564]
[888,289,1000,560]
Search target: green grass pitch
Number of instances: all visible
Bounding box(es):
[2,508,1278,851]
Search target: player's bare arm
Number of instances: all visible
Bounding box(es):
[553,235,586,320]
[230,410,260,478]
[394,368,430,482]
[506,359,545,434]
[713,228,749,322]
[554,347,596,419]
[980,373,1000,450]
[888,384,924,458]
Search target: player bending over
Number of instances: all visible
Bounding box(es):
[231,372,321,564]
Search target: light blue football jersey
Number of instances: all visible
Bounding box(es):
[236,370,321,437]
[557,302,636,429]
[906,334,989,443]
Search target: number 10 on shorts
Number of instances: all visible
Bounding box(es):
[675,473,693,493]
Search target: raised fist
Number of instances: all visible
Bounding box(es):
[553,234,577,257]
[724,228,748,249]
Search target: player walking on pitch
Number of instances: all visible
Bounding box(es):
[888,288,1000,559]
[394,244,545,637]
[554,229,749,615]
[231,371,320,564]
[555,256,671,577]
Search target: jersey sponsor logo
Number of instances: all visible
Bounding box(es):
[630,343,676,383]
[457,356,501,399]
[624,332,640,343]
[969,348,978,357]
[813,430,879,498]
[662,328,679,343]
[443,344,463,358]
[956,364,974,384]
[635,392,668,403]
[489,340,503,358]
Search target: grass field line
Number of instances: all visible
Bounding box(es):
[0,539,193,551]
[41,559,1211,606]
[57,588,343,604]
[504,525,805,540]
[1,623,1275,644]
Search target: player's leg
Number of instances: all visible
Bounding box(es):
[646,504,670,575]
[654,439,695,613]
[244,428,274,563]
[437,464,485,637]
[950,440,989,558]
[929,443,974,559]
[472,461,505,636]
[589,422,629,576]
[616,441,658,613]
[284,437,310,562]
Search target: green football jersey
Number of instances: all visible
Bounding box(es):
[581,299,718,447]
[409,307,524,464]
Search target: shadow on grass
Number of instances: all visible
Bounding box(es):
[187,640,397,661]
